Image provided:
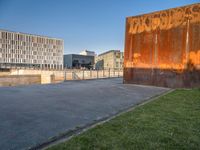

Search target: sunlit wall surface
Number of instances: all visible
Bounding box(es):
[124,3,200,88]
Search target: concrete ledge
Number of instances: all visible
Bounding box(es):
[0,75,41,87]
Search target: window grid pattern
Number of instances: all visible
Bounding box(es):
[0,30,64,69]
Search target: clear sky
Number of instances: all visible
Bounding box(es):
[0,0,199,54]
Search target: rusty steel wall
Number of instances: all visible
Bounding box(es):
[124,3,200,88]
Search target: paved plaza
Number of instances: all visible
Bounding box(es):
[0,78,169,150]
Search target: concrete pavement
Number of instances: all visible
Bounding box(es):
[0,78,169,150]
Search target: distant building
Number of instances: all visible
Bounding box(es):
[79,50,95,56]
[0,29,64,69]
[95,50,124,70]
[64,54,94,69]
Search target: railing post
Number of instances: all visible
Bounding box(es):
[109,68,110,78]
[90,69,92,79]
[72,71,74,80]
[82,70,84,80]
[64,69,67,81]
[97,69,99,79]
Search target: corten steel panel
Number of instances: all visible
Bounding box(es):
[189,23,200,69]
[124,3,200,88]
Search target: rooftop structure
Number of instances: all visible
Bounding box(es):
[79,50,96,56]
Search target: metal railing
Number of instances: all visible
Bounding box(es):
[0,68,123,84]
[62,68,123,81]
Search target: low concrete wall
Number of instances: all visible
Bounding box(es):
[10,69,57,84]
[0,72,10,77]
[0,75,41,87]
[9,69,123,84]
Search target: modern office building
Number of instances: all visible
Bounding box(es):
[124,3,200,88]
[95,50,124,70]
[79,50,96,56]
[0,29,64,69]
[64,54,94,69]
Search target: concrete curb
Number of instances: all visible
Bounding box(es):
[63,76,122,82]
[29,88,174,150]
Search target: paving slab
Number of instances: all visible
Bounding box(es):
[0,78,169,150]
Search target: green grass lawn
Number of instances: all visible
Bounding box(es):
[48,89,200,150]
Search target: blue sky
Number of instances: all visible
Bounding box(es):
[0,0,199,54]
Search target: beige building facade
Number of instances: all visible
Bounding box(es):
[0,29,64,70]
[95,50,124,70]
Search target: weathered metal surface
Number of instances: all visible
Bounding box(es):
[124,3,200,88]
